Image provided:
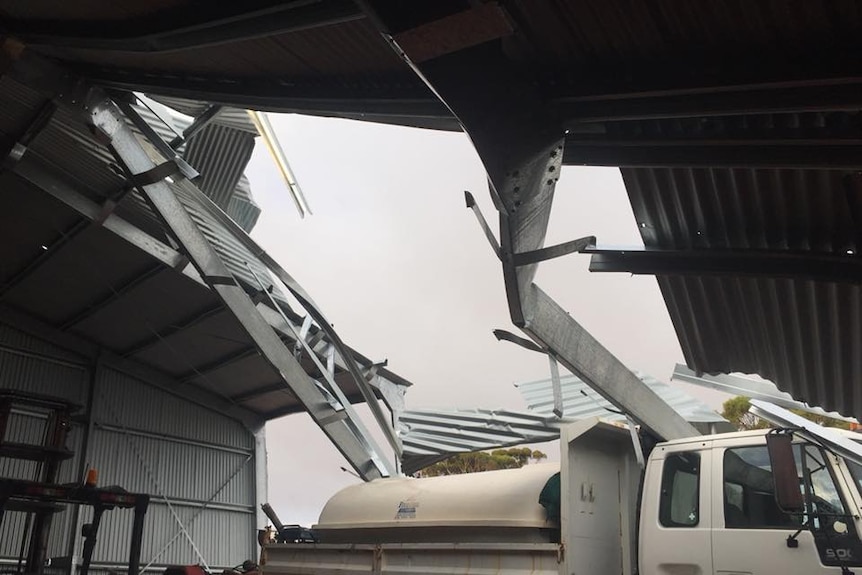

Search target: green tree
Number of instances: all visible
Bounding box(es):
[721,396,770,430]
[721,396,851,431]
[419,447,547,477]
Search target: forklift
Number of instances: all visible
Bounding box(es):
[0,389,149,575]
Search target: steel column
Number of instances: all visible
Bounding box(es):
[253,424,268,530]
[364,3,699,441]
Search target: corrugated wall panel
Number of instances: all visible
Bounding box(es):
[87,367,257,569]
[0,348,87,403]
[88,428,253,506]
[90,499,255,567]
[0,413,81,482]
[97,368,252,450]
[0,326,258,570]
[0,324,87,564]
[0,324,88,365]
[0,508,77,564]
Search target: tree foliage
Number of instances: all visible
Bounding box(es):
[721,396,851,431]
[721,396,770,430]
[418,447,548,477]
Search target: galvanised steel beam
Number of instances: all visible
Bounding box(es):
[170,104,223,149]
[11,157,194,274]
[364,2,699,441]
[12,152,403,414]
[166,134,403,460]
[10,150,403,434]
[589,247,862,282]
[82,89,393,479]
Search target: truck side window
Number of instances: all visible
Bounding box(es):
[802,445,849,530]
[723,446,804,529]
[659,452,700,527]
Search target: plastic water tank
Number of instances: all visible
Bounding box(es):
[314,463,560,543]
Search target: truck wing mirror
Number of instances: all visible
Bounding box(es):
[766,433,805,512]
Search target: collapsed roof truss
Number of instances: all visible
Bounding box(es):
[0,45,410,480]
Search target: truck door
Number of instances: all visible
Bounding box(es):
[712,441,859,574]
[640,445,713,575]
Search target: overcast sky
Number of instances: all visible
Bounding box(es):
[246,113,726,527]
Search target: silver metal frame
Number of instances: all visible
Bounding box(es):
[11,146,405,460]
[476,136,699,441]
[78,89,394,479]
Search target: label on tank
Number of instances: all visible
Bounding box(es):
[395,500,419,519]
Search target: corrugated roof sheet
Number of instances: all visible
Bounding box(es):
[397,371,725,473]
[505,1,862,90]
[33,16,406,82]
[148,95,257,133]
[183,124,255,212]
[397,408,566,471]
[625,167,860,253]
[227,175,261,233]
[671,363,857,423]
[516,371,725,424]
[623,166,862,418]
[130,97,261,233]
[0,71,411,425]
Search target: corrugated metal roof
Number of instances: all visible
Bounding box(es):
[505,1,862,90]
[0,70,412,427]
[516,371,725,424]
[183,123,255,211]
[397,408,565,458]
[227,175,261,233]
[671,363,857,423]
[148,95,257,133]
[129,99,262,233]
[625,167,859,253]
[622,166,862,419]
[397,371,725,473]
[32,16,407,82]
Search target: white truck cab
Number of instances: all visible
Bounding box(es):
[262,418,862,575]
[641,429,862,574]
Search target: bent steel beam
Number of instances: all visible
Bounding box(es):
[12,152,402,419]
[80,89,393,479]
[364,3,699,441]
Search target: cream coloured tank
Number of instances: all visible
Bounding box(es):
[313,463,560,543]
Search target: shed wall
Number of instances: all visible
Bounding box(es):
[0,321,261,571]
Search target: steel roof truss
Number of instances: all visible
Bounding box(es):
[10,147,397,425]
[83,90,394,479]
